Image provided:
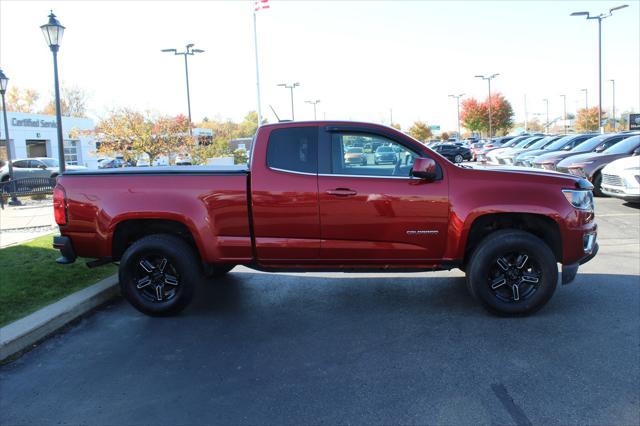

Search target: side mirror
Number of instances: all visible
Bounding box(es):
[39,164,48,169]
[594,144,606,153]
[411,157,437,180]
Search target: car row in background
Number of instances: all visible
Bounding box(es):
[476,131,640,202]
[0,157,86,181]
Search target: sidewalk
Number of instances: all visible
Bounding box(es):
[0,202,57,248]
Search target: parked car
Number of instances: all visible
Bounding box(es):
[495,136,546,165]
[0,157,86,181]
[474,135,519,162]
[600,155,640,203]
[484,135,537,164]
[344,147,368,165]
[556,135,640,196]
[53,120,598,317]
[501,135,564,166]
[532,133,631,171]
[431,143,472,163]
[373,146,398,164]
[514,133,598,167]
[98,158,132,169]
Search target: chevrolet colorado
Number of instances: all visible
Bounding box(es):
[53,121,598,316]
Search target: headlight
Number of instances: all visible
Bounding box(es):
[562,189,594,211]
[568,167,587,177]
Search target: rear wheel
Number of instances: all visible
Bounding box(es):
[119,234,200,316]
[466,230,557,316]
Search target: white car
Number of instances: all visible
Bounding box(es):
[0,157,86,181]
[601,155,640,203]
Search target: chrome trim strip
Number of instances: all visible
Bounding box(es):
[268,167,317,176]
[318,173,413,180]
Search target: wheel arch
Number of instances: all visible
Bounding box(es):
[463,212,562,268]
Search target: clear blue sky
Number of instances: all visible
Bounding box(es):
[1,0,638,131]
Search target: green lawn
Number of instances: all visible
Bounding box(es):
[0,234,116,327]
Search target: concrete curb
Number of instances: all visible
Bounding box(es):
[0,274,119,362]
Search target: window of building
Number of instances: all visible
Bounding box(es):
[64,140,79,165]
[266,127,317,174]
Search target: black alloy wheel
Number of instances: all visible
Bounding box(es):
[487,252,541,303]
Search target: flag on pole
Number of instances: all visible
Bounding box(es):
[255,0,270,12]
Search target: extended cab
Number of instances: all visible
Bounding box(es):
[53,121,598,316]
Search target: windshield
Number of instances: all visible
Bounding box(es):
[376,147,393,153]
[571,134,615,153]
[543,135,577,150]
[527,136,558,150]
[40,158,59,167]
[603,135,640,154]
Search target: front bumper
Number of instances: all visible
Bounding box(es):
[53,235,77,264]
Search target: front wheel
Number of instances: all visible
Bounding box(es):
[119,234,201,316]
[454,154,464,163]
[466,230,557,316]
[592,172,606,197]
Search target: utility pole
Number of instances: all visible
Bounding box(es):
[543,98,549,133]
[524,94,528,133]
[448,93,464,140]
[571,5,628,133]
[278,82,300,120]
[609,79,616,130]
[560,94,568,134]
[475,74,499,137]
[305,99,320,120]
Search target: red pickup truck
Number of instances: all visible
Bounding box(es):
[53,121,598,316]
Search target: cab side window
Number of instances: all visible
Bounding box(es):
[13,160,29,168]
[267,127,318,174]
[330,133,417,177]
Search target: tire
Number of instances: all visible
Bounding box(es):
[454,154,464,163]
[119,234,200,316]
[592,172,606,197]
[466,229,557,316]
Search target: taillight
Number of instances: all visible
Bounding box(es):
[53,185,67,225]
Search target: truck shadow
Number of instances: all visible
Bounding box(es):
[187,269,636,320]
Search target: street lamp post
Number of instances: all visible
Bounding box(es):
[560,94,568,134]
[475,74,499,137]
[277,82,300,120]
[161,44,205,135]
[571,5,628,133]
[40,11,66,173]
[448,93,464,139]
[305,99,320,120]
[0,69,20,205]
[543,98,549,133]
[609,79,616,130]
[580,88,588,110]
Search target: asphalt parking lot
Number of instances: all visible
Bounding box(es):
[1,198,638,425]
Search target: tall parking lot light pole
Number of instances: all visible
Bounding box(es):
[543,98,549,133]
[609,79,616,130]
[40,11,66,173]
[0,69,20,205]
[560,94,568,134]
[475,74,499,137]
[305,99,320,120]
[277,82,300,120]
[161,44,204,136]
[580,88,588,110]
[448,93,464,139]
[571,5,628,134]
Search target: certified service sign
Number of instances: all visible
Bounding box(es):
[630,113,640,131]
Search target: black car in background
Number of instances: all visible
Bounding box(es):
[432,143,472,163]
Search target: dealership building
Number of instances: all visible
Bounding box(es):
[0,111,98,168]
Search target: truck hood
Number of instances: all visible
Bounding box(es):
[461,163,590,188]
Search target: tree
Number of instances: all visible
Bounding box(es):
[41,83,89,117]
[407,121,433,142]
[460,98,486,135]
[5,86,39,113]
[390,122,401,130]
[574,107,601,132]
[93,109,193,165]
[461,93,514,137]
[440,132,450,141]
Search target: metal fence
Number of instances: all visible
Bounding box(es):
[0,177,57,209]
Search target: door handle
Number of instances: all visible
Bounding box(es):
[326,188,357,197]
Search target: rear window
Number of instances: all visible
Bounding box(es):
[266,127,318,174]
[376,146,393,153]
[346,148,363,153]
